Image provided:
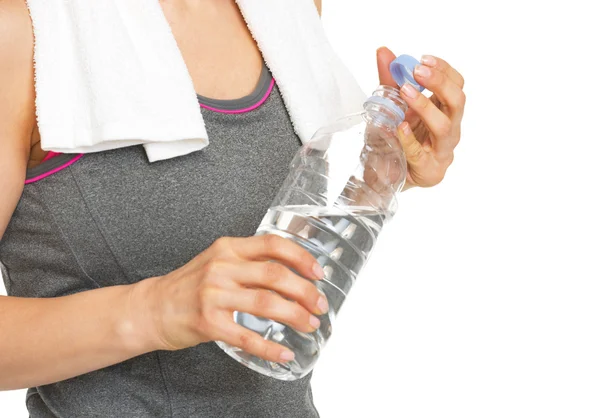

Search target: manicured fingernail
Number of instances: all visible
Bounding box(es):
[280,350,295,362]
[421,55,437,66]
[401,83,418,99]
[414,64,431,78]
[400,121,411,137]
[309,315,321,329]
[313,263,324,280]
[317,295,329,313]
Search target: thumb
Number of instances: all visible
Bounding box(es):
[397,121,425,168]
[377,46,397,87]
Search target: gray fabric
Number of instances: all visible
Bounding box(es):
[25,153,80,181]
[195,62,272,111]
[1,81,320,417]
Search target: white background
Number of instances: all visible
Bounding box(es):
[2,0,600,417]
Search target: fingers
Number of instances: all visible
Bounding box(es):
[363,152,405,194]
[421,55,464,89]
[376,46,397,87]
[220,261,329,316]
[377,48,465,126]
[398,121,452,187]
[214,315,296,363]
[219,288,322,335]
[210,235,324,281]
[399,82,454,155]
[378,48,465,92]
[413,64,466,120]
[397,122,446,188]
[397,122,428,167]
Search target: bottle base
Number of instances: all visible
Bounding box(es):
[215,340,308,381]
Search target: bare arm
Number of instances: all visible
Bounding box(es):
[0,0,158,391]
[0,0,328,392]
[0,287,160,390]
[0,0,31,237]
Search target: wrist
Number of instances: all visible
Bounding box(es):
[117,277,170,354]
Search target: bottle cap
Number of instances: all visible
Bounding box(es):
[389,54,425,93]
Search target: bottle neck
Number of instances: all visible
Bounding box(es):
[363,85,408,130]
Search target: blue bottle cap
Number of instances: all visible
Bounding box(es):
[389,54,425,93]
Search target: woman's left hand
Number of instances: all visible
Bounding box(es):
[377,47,466,190]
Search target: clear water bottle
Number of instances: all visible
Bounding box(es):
[216,55,425,380]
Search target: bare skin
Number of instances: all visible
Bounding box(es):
[0,0,465,392]
[0,0,326,391]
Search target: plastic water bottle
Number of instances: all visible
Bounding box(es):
[216,55,425,380]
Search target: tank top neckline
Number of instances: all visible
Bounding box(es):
[24,63,275,184]
[196,62,274,113]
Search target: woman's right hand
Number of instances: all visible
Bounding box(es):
[130,235,329,363]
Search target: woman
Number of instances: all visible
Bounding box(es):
[0,0,465,416]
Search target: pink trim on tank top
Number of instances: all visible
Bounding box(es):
[25,154,84,185]
[199,78,275,114]
[25,78,275,184]
[41,151,62,162]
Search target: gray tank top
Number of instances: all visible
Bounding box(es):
[0,64,320,418]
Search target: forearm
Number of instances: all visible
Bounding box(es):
[0,281,158,390]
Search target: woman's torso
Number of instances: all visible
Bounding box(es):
[2,1,319,416]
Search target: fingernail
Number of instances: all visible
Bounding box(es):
[280,350,295,362]
[400,121,411,137]
[401,83,418,99]
[309,315,321,329]
[312,263,324,280]
[414,64,431,79]
[421,55,437,66]
[317,295,329,314]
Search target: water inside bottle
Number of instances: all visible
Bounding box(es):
[217,204,386,380]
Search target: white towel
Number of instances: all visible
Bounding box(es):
[26,0,366,162]
[237,0,367,143]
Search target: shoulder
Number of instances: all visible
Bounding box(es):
[0,0,35,144]
[0,0,33,42]
[0,0,34,89]
[0,0,34,238]
[0,0,35,119]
